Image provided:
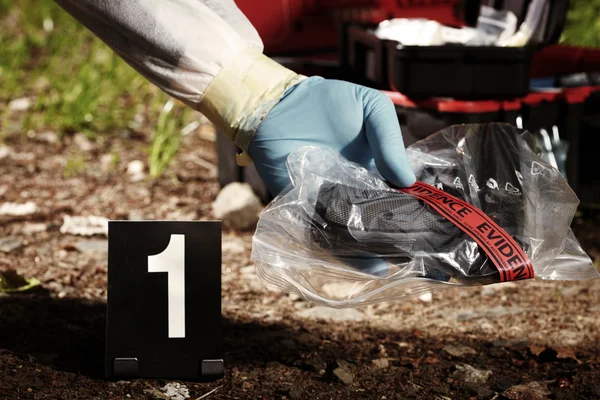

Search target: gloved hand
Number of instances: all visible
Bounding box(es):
[248,76,416,196]
[248,76,416,275]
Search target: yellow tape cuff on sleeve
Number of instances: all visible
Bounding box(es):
[198,49,306,165]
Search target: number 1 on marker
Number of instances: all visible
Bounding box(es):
[148,234,186,338]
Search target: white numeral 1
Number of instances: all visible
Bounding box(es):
[148,234,185,338]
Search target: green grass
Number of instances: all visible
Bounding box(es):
[1,0,192,176]
[561,0,600,48]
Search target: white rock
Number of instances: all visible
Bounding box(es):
[503,382,551,400]
[443,344,477,357]
[22,223,47,234]
[73,133,94,152]
[8,97,31,111]
[0,202,38,216]
[322,282,364,300]
[212,183,262,230]
[73,240,108,253]
[127,209,145,221]
[161,382,190,400]
[60,215,109,237]
[0,237,23,253]
[296,307,364,322]
[0,146,10,160]
[100,154,114,172]
[452,364,492,384]
[37,131,58,144]
[222,237,246,255]
[127,160,146,182]
[418,291,433,303]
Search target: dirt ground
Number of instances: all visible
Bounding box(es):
[0,128,599,400]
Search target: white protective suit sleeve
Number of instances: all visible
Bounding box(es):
[54,0,305,158]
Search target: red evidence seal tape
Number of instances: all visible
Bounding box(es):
[398,181,534,282]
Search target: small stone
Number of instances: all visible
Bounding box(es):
[212,183,262,230]
[333,367,354,385]
[37,131,58,144]
[127,209,145,221]
[418,292,433,303]
[322,282,363,300]
[8,97,31,111]
[127,160,146,182]
[503,382,551,400]
[22,223,47,235]
[144,389,170,400]
[222,237,246,255]
[295,306,364,322]
[0,237,23,253]
[125,395,131,398]
[0,202,38,216]
[452,364,492,384]
[60,215,109,237]
[372,358,389,369]
[0,146,10,160]
[100,154,114,172]
[161,382,190,400]
[73,240,108,253]
[73,133,94,152]
[443,344,477,357]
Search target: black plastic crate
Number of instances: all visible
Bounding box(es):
[385,92,504,146]
[387,42,531,99]
[343,0,570,99]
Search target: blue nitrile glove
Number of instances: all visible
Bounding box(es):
[248,77,417,276]
[248,77,416,195]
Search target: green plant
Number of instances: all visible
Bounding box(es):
[561,0,600,48]
[148,100,191,178]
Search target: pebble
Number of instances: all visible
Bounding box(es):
[37,131,58,144]
[322,282,363,300]
[333,367,354,385]
[0,202,38,216]
[60,215,109,237]
[452,364,492,384]
[127,209,145,221]
[22,223,47,235]
[127,160,146,182]
[222,237,246,255]
[295,306,365,322]
[73,240,108,253]
[418,291,433,303]
[73,133,94,152]
[503,382,551,400]
[8,97,31,111]
[211,183,262,230]
[372,358,389,369]
[161,382,190,400]
[443,344,477,357]
[0,146,10,160]
[0,237,23,253]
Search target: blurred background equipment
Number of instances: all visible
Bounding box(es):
[214,0,600,207]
